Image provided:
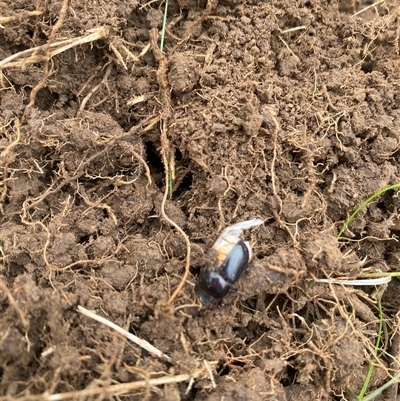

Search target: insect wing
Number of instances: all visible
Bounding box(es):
[212,218,263,263]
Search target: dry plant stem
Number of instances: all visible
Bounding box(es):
[77,306,172,362]
[28,0,69,107]
[0,27,109,70]
[0,11,44,24]
[0,370,207,401]
[123,365,151,401]
[149,28,191,306]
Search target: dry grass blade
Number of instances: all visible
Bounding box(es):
[0,370,207,401]
[77,306,172,362]
[0,26,109,70]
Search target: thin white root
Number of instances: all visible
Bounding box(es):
[313,276,391,286]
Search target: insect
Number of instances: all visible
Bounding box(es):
[195,218,263,304]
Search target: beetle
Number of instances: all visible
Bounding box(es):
[195,218,263,304]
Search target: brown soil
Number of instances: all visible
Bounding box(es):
[0,0,399,400]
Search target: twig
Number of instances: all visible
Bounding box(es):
[77,306,172,362]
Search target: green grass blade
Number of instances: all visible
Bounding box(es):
[357,292,384,399]
[160,0,168,52]
[337,183,400,239]
[359,371,400,401]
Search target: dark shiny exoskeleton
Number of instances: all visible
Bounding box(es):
[196,240,250,304]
